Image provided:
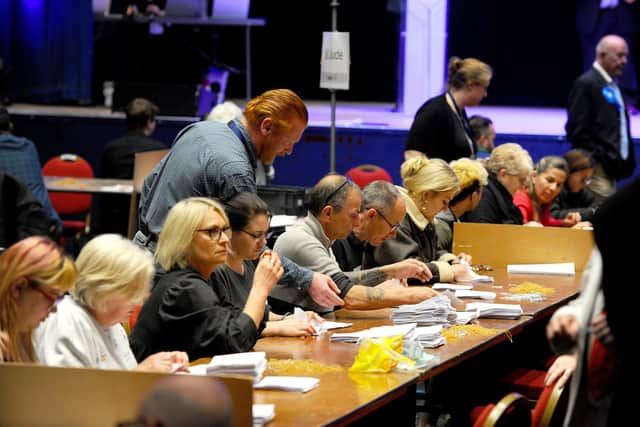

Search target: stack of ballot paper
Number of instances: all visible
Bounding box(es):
[414,325,446,348]
[330,323,417,343]
[254,376,320,393]
[453,310,479,324]
[391,295,457,325]
[253,403,275,426]
[507,262,575,276]
[465,302,523,319]
[204,351,267,383]
[454,290,496,300]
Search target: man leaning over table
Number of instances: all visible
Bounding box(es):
[133,89,343,309]
[270,175,438,314]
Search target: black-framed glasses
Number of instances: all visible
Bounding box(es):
[196,226,232,241]
[371,208,400,232]
[322,177,352,207]
[28,280,65,311]
[240,229,273,242]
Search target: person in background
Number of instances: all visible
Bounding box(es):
[371,158,475,283]
[551,149,599,223]
[462,143,533,225]
[566,34,636,203]
[0,236,76,363]
[0,104,62,235]
[404,56,493,162]
[135,376,232,427]
[207,101,274,185]
[36,234,189,372]
[435,158,488,253]
[95,98,166,235]
[469,115,496,159]
[214,192,319,337]
[130,197,283,361]
[135,89,343,309]
[271,175,438,314]
[513,156,591,228]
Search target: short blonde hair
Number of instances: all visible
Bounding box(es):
[486,143,533,175]
[401,157,459,199]
[450,158,488,191]
[244,89,308,134]
[207,101,243,124]
[447,57,493,90]
[73,234,154,311]
[156,197,229,271]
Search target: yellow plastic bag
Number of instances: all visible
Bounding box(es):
[348,336,415,373]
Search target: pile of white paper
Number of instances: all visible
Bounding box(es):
[330,323,417,343]
[507,262,575,276]
[454,290,496,300]
[254,376,319,393]
[253,403,275,426]
[204,351,267,383]
[465,302,523,319]
[391,295,457,325]
[413,325,446,348]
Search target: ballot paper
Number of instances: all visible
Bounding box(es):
[454,290,496,300]
[292,307,352,334]
[253,403,275,426]
[254,376,320,393]
[465,302,523,319]
[204,351,267,383]
[432,283,474,291]
[507,262,575,276]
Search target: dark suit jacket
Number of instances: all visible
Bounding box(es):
[566,67,636,181]
[461,172,523,225]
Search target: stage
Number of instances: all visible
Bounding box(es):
[7,101,640,186]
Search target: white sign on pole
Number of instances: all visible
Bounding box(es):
[320,31,350,90]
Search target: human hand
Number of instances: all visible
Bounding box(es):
[389,259,432,282]
[254,250,284,293]
[0,330,10,362]
[524,221,544,227]
[563,212,581,226]
[456,253,472,264]
[145,4,162,15]
[308,273,344,308]
[592,312,614,346]
[136,351,190,373]
[544,354,577,388]
[305,311,324,324]
[546,313,579,354]
[572,221,593,230]
[273,318,317,337]
[452,263,475,281]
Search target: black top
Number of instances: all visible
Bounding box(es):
[405,94,475,161]
[550,186,598,222]
[462,172,523,225]
[130,266,261,361]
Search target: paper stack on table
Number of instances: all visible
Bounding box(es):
[254,376,320,393]
[204,351,267,383]
[507,262,575,276]
[465,302,523,319]
[330,323,417,343]
[253,403,275,426]
[414,325,446,348]
[391,295,457,325]
[454,290,496,300]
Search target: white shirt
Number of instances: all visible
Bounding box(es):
[35,296,137,370]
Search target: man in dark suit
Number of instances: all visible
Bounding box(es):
[93,97,166,235]
[566,34,636,203]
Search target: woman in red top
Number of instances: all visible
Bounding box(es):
[513,156,591,228]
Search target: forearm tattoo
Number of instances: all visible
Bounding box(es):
[366,287,385,301]
[357,268,388,286]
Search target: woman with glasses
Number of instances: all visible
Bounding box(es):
[214,192,320,337]
[550,149,599,223]
[373,157,475,284]
[0,236,76,363]
[130,197,283,361]
[514,156,592,228]
[35,234,189,372]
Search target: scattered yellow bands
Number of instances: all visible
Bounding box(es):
[267,358,344,375]
[508,281,555,295]
[442,325,504,343]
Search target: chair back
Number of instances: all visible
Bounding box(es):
[127,149,169,239]
[474,392,531,427]
[532,379,568,427]
[42,154,94,215]
[345,164,393,189]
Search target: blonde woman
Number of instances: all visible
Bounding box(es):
[405,56,493,162]
[435,158,489,252]
[372,158,473,283]
[130,197,282,361]
[36,234,189,372]
[0,236,76,363]
[464,142,534,224]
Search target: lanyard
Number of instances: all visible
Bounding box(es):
[447,91,476,157]
[228,120,247,146]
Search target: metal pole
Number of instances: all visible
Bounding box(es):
[329,0,339,173]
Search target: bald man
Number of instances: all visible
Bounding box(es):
[566,34,637,203]
[137,376,232,427]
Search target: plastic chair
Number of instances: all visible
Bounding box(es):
[345,164,393,189]
[471,392,532,427]
[531,379,568,427]
[42,154,94,249]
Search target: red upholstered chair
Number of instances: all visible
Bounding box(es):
[470,392,531,427]
[42,154,94,250]
[345,164,393,189]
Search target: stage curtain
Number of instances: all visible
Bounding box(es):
[0,0,93,103]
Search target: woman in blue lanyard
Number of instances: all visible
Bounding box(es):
[405,56,493,163]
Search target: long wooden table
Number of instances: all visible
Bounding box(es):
[45,176,133,194]
[251,269,582,426]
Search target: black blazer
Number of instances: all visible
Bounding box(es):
[461,172,523,225]
[566,67,636,180]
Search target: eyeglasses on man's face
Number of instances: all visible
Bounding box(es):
[197,226,232,241]
[371,208,400,233]
[29,280,65,311]
[240,229,273,242]
[322,177,352,207]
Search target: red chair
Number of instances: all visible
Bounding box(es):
[345,164,393,189]
[470,392,531,427]
[42,154,94,248]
